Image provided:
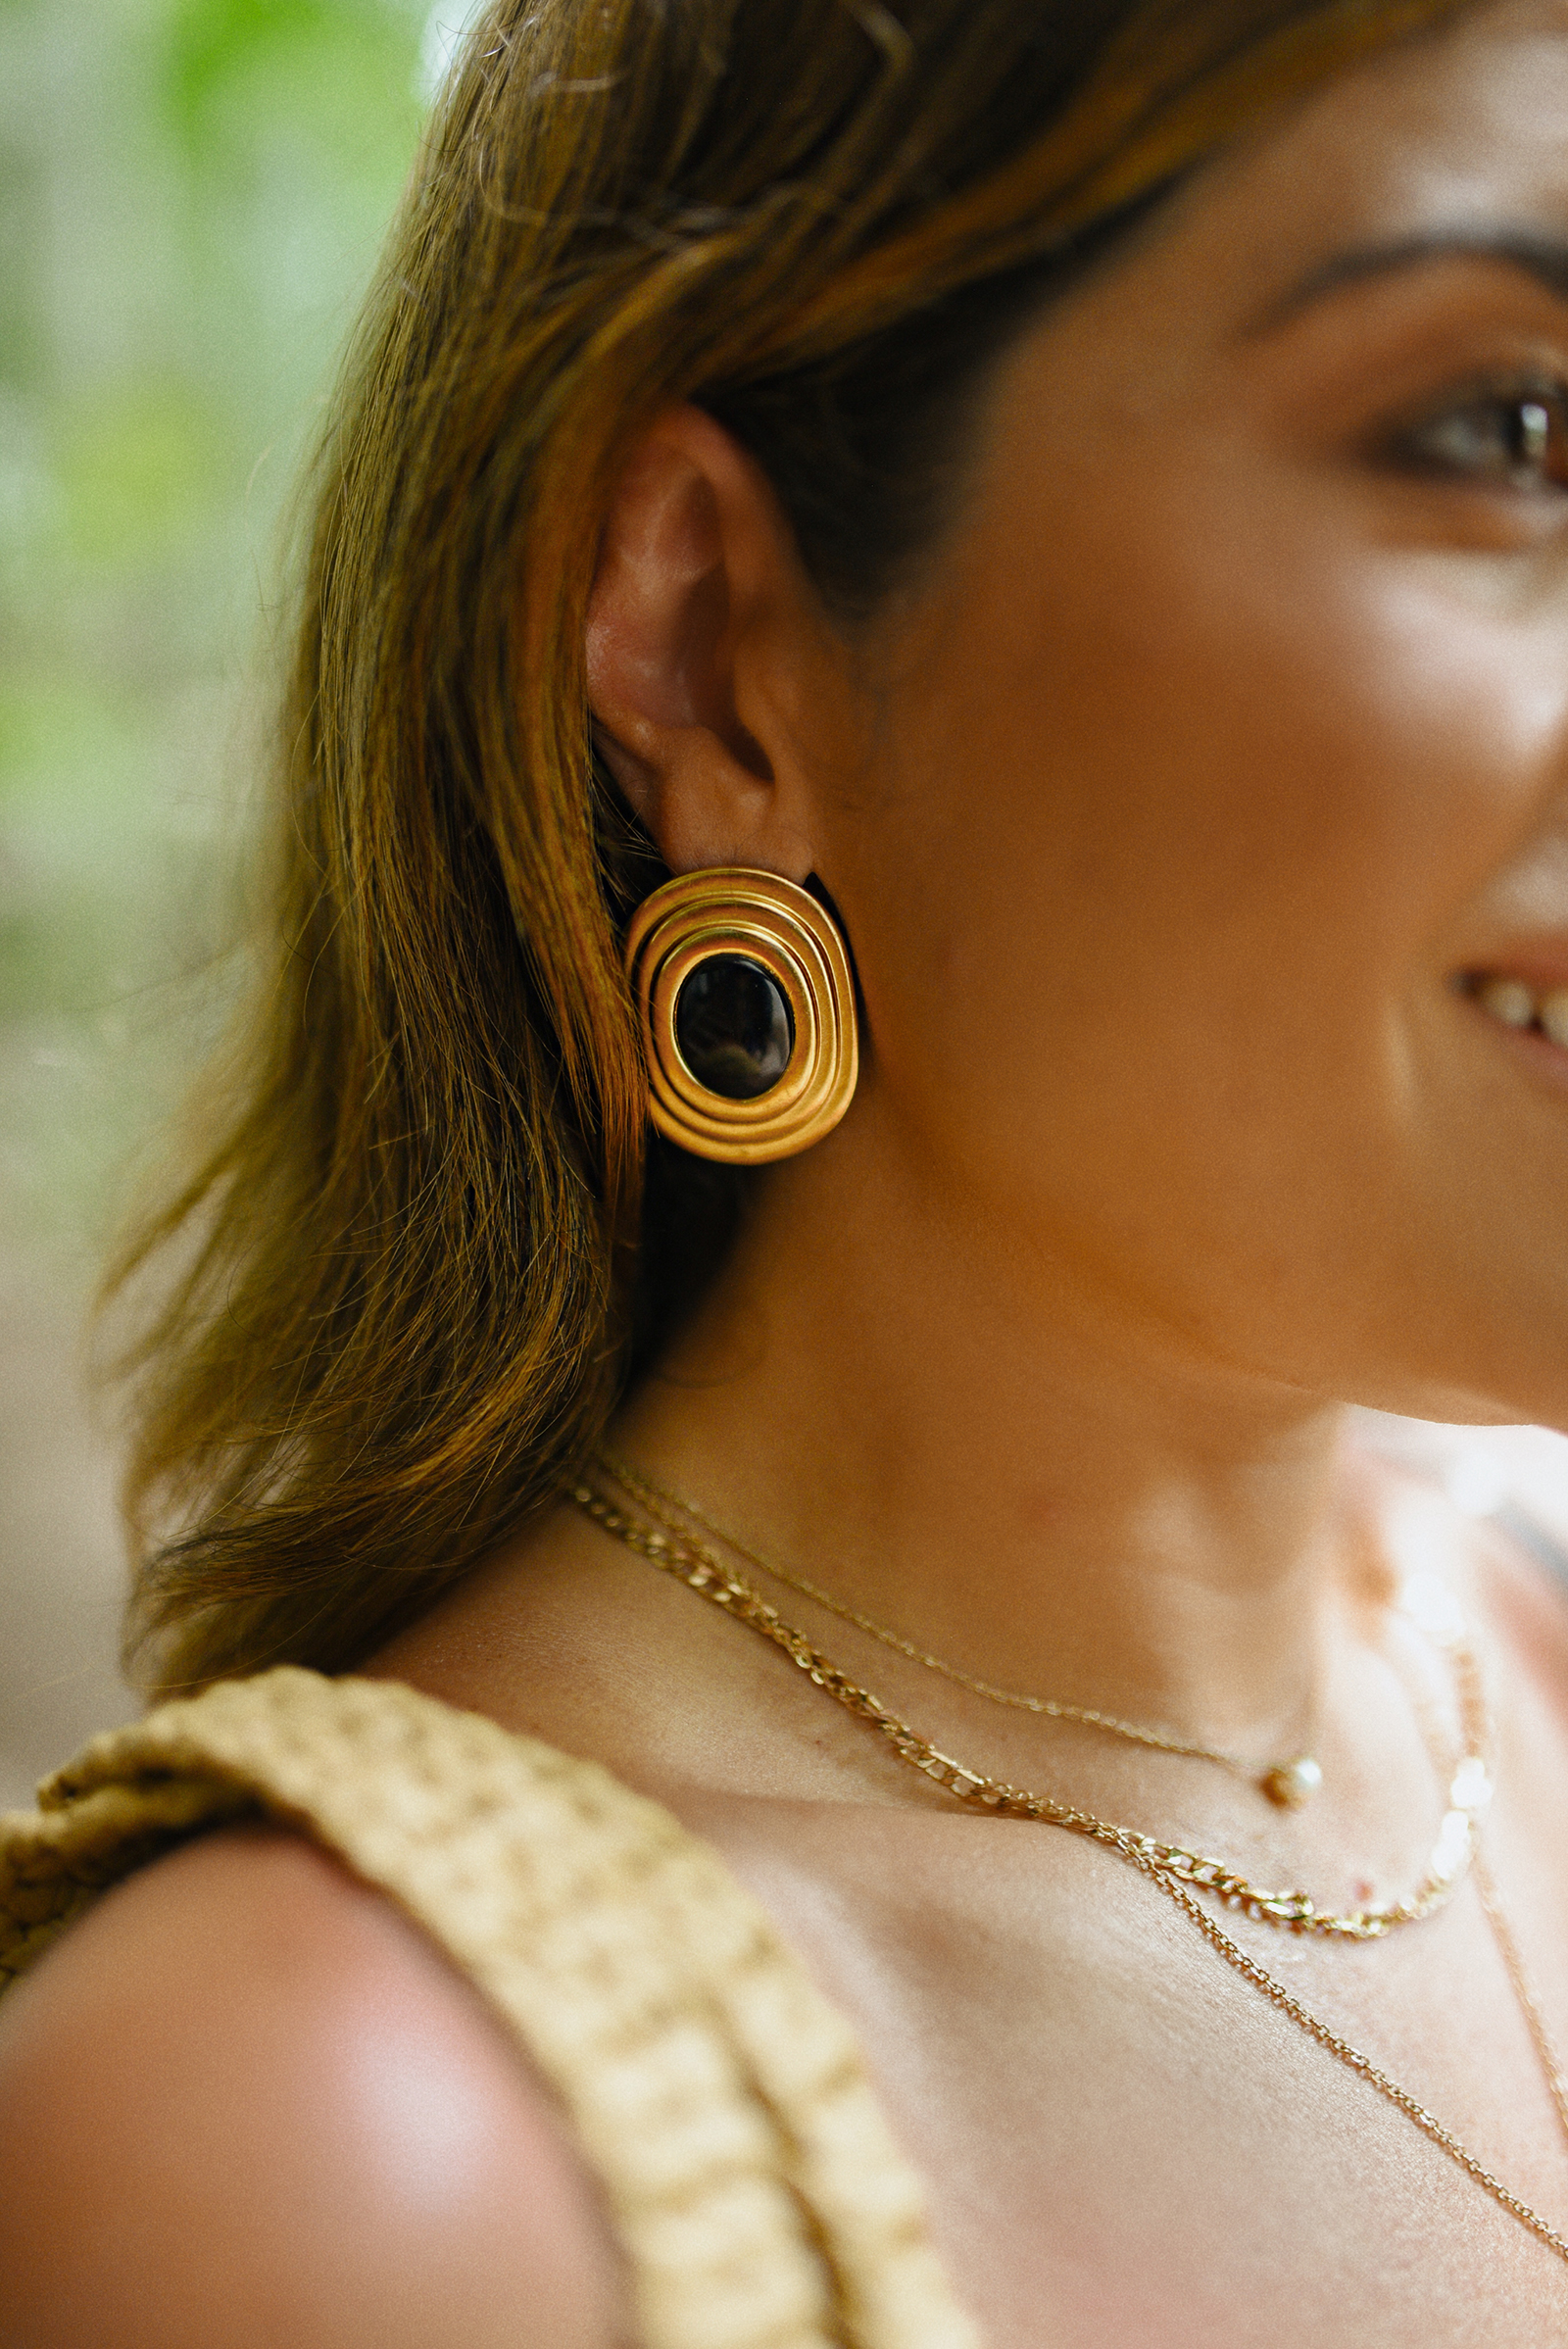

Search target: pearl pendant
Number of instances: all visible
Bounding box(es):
[1261,1755,1323,1809]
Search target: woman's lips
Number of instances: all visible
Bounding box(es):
[1470,971,1568,1048]
[1460,964,1568,1097]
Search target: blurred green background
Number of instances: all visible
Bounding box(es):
[0,0,477,1797]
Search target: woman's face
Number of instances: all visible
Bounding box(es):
[814,0,1568,1429]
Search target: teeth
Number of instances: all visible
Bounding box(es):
[1474,974,1568,1044]
[1478,976,1536,1028]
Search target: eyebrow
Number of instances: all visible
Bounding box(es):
[1252,229,1568,334]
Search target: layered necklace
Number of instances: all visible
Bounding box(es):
[574,1453,1568,2272]
[612,1449,1328,1806]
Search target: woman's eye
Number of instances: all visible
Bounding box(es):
[1396,387,1568,492]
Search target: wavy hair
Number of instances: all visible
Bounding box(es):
[113,0,1468,1690]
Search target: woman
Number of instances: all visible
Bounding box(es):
[5,0,1568,2337]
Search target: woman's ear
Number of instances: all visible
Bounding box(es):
[585,407,832,882]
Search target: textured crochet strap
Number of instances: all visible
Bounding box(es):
[0,1667,980,2349]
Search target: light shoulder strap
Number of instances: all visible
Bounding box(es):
[0,1666,980,2349]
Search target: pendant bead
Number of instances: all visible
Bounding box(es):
[1261,1755,1323,1809]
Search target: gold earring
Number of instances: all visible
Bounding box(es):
[624,867,859,1164]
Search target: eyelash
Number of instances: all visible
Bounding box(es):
[1391,378,1568,494]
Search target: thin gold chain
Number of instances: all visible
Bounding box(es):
[1477,1850,1568,2145]
[1399,1634,1568,2147]
[1401,1653,1568,2151]
[571,1478,1568,2274]
[598,1447,1317,1786]
[1128,1847,1568,2270]
[577,1477,1489,1938]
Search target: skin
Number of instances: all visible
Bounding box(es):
[10,1,1568,2340]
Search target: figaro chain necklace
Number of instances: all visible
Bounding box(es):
[571,1473,1568,2273]
[602,1447,1326,1807]
[592,1453,1488,1935]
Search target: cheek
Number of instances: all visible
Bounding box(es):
[894,490,1558,992]
[843,463,1568,1240]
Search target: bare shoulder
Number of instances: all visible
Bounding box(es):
[0,1824,629,2349]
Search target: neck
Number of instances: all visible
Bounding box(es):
[618,1123,1385,1752]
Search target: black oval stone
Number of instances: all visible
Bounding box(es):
[674,955,795,1101]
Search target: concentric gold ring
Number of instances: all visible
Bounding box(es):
[624,868,858,1163]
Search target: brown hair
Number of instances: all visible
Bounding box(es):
[115,0,1469,1692]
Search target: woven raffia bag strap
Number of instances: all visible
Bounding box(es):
[0,1666,980,2349]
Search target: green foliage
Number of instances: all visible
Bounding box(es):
[0,0,432,1256]
[52,383,228,568]
[165,0,426,188]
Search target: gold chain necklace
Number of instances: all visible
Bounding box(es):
[600,1448,1324,1808]
[585,1464,1490,1935]
[571,1478,1568,2273]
